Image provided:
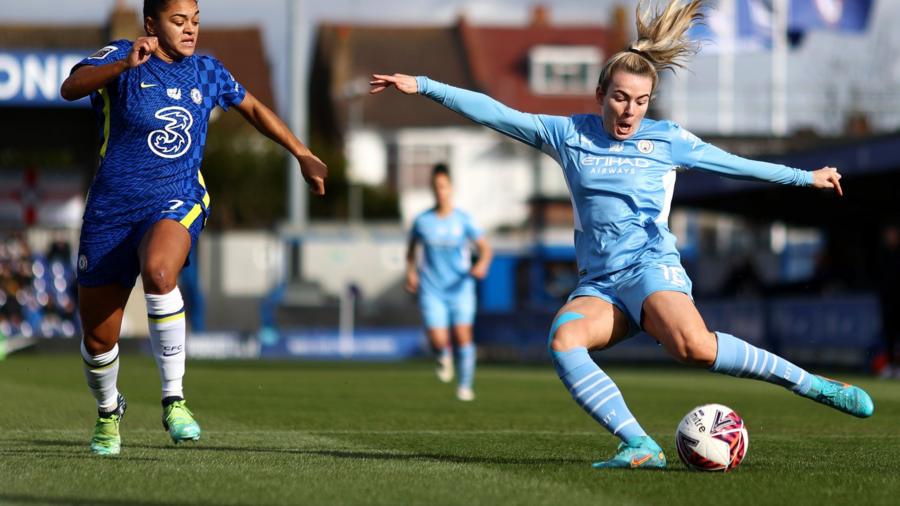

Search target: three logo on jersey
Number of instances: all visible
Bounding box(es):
[141,82,203,158]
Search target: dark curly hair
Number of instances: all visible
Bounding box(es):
[144,0,198,19]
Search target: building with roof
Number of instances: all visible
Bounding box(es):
[310,6,628,231]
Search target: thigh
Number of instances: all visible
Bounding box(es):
[641,291,716,363]
[77,221,141,289]
[617,261,693,329]
[549,296,632,352]
[138,219,192,291]
[78,283,132,354]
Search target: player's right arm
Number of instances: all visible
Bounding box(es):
[370,73,566,151]
[405,232,419,294]
[60,38,157,101]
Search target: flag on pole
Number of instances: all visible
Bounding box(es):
[694,0,874,53]
[788,0,873,33]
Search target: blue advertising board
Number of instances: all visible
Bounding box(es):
[0,50,91,107]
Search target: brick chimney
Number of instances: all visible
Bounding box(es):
[530,5,550,28]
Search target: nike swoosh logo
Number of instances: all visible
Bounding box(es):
[140,82,158,89]
[162,351,183,357]
[630,454,652,467]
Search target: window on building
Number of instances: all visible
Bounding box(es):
[393,144,451,190]
[529,45,603,96]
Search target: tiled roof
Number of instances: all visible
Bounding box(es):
[314,24,477,128]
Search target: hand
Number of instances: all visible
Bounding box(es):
[126,37,157,69]
[470,262,489,280]
[811,166,843,197]
[405,270,419,294]
[298,153,328,195]
[370,73,418,95]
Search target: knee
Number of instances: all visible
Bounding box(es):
[141,259,177,294]
[82,334,116,355]
[550,324,586,354]
[669,330,717,367]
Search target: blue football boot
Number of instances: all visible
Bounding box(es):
[592,436,667,470]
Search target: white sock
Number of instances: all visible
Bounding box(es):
[81,341,120,412]
[146,287,186,400]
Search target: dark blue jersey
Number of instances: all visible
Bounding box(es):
[74,40,246,224]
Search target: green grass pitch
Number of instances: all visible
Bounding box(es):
[1,354,898,505]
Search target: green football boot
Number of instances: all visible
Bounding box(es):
[801,375,875,418]
[90,394,127,456]
[592,436,667,470]
[162,398,201,443]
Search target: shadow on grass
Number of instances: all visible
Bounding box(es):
[113,442,587,466]
[0,494,201,506]
[0,448,162,462]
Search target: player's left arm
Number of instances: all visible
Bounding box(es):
[234,92,328,195]
[470,237,493,280]
[465,215,492,280]
[672,125,842,196]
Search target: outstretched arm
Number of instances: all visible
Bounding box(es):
[234,92,327,195]
[693,145,843,196]
[673,127,843,196]
[60,37,157,100]
[370,73,558,149]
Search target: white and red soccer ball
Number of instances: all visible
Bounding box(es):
[675,403,749,472]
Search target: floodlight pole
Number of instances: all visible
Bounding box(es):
[282,0,309,285]
[287,0,308,230]
[771,0,788,136]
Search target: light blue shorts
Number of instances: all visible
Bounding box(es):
[569,259,693,337]
[419,289,476,329]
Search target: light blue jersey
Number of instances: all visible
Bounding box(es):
[412,208,483,329]
[412,208,483,296]
[416,77,811,282]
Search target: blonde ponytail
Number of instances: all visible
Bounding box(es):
[597,0,706,94]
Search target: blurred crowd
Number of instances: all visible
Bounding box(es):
[0,234,78,338]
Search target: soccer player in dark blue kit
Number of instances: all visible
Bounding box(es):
[60,0,327,455]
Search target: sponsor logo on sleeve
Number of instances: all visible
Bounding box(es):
[89,45,118,60]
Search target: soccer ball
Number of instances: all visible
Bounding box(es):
[675,403,749,472]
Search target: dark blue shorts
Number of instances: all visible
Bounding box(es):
[77,197,207,288]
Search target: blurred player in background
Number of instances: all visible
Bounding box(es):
[60,0,327,455]
[372,0,873,469]
[406,164,492,401]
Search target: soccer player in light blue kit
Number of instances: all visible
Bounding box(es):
[60,0,327,455]
[372,0,874,469]
[406,164,492,401]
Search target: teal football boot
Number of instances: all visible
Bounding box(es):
[592,435,667,470]
[90,393,127,456]
[162,398,201,443]
[800,375,875,418]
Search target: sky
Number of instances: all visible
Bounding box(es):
[3,0,899,135]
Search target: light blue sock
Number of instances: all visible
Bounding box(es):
[549,312,647,442]
[457,343,475,390]
[552,347,648,442]
[711,331,813,395]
